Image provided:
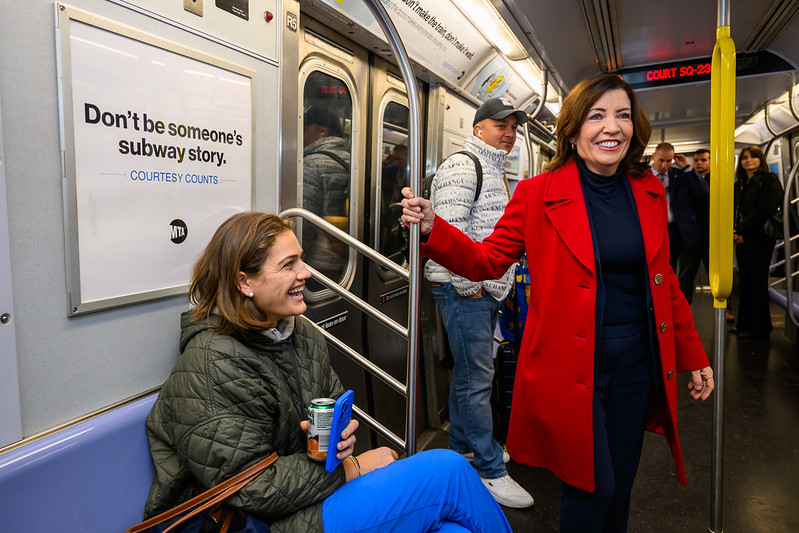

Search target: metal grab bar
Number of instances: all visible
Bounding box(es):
[709,3,735,531]
[353,405,404,451]
[307,264,408,338]
[279,206,419,453]
[777,145,799,328]
[764,86,799,138]
[767,147,799,330]
[768,230,799,282]
[524,69,549,178]
[281,208,408,280]
[362,0,422,457]
[709,26,736,309]
[304,307,406,395]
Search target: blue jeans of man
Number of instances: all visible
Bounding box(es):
[322,449,512,532]
[431,284,506,479]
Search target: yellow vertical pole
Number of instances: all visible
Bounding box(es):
[709,29,735,306]
[708,9,735,532]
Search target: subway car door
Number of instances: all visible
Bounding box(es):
[295,18,371,417]
[364,56,421,446]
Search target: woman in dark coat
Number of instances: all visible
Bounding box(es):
[143,212,513,533]
[401,73,714,533]
[733,145,783,338]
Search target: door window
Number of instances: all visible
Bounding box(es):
[376,99,409,267]
[301,70,353,287]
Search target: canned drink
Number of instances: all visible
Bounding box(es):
[307,398,335,461]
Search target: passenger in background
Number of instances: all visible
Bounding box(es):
[684,148,735,321]
[426,97,534,508]
[381,143,408,208]
[401,73,714,533]
[675,148,711,304]
[143,212,513,533]
[302,106,350,279]
[733,146,782,338]
[650,142,709,276]
[379,144,409,255]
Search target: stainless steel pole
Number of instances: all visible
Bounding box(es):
[709,309,725,533]
[709,1,731,530]
[362,0,422,456]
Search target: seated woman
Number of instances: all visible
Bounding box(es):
[143,212,511,533]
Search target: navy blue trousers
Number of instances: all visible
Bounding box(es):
[560,320,654,533]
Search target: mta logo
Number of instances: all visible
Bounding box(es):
[170,219,188,244]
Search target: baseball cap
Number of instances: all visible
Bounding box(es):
[473,97,528,127]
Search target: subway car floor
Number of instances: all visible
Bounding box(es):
[422,286,799,532]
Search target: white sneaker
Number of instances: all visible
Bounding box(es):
[459,450,511,464]
[481,474,535,508]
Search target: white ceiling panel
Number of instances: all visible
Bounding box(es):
[501,0,799,147]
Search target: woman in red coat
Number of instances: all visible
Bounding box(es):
[401,73,714,532]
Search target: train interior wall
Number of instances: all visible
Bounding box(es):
[0,0,284,444]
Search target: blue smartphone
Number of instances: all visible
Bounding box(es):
[325,389,354,473]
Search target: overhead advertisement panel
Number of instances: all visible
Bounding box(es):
[467,55,533,107]
[319,0,492,88]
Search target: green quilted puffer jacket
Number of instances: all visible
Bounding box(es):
[144,312,346,533]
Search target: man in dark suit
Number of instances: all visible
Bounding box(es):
[650,143,710,302]
[676,148,712,304]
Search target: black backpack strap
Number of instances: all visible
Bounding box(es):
[452,150,483,202]
[309,150,350,171]
[427,150,483,202]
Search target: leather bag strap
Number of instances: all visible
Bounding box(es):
[124,452,278,533]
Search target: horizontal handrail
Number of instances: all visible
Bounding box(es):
[305,319,406,396]
[280,206,416,452]
[281,208,409,280]
[353,405,404,450]
[305,265,408,338]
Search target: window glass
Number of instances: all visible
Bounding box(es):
[377,101,409,265]
[301,71,353,284]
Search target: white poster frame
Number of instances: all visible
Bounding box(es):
[55,4,255,316]
[0,95,22,447]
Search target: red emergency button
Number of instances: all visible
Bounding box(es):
[265,11,274,22]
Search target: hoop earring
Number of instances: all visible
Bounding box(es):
[571,143,576,151]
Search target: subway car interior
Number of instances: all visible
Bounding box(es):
[1,0,798,531]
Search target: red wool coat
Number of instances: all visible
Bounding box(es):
[422,160,710,492]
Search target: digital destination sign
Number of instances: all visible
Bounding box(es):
[619,51,793,89]
[644,62,712,81]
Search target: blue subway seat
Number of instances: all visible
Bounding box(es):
[0,393,157,533]
[768,287,799,321]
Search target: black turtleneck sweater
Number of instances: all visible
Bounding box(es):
[577,157,648,327]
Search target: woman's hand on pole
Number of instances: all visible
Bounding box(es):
[400,187,435,236]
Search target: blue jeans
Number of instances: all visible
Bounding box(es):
[431,284,506,479]
[322,449,512,532]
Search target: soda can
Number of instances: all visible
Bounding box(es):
[307,398,335,461]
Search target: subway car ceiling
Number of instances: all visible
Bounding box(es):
[303,0,799,153]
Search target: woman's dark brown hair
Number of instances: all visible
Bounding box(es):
[546,73,652,176]
[190,212,294,337]
[735,145,770,182]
